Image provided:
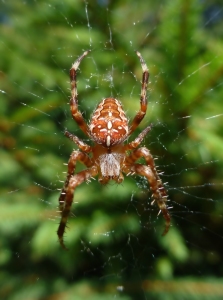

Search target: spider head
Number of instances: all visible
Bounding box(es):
[98,152,125,184]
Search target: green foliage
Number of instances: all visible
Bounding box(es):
[1,0,223,299]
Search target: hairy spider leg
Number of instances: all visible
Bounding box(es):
[65,130,92,152]
[128,51,149,135]
[124,124,152,151]
[57,151,97,249]
[123,147,170,235]
[70,50,91,136]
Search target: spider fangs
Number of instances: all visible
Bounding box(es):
[57,50,171,249]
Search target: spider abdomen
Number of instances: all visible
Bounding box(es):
[89,97,128,147]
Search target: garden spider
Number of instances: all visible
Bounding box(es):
[57,50,170,249]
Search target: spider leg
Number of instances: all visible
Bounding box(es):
[123,147,170,236]
[124,124,152,151]
[70,50,91,136]
[58,151,97,249]
[128,51,149,136]
[65,130,92,152]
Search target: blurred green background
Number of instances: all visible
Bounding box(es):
[1,0,223,299]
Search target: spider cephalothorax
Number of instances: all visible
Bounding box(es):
[57,50,170,249]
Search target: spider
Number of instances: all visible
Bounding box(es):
[57,50,170,249]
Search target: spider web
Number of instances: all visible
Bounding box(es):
[1,1,223,299]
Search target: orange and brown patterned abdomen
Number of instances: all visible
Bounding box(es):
[89,98,128,147]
